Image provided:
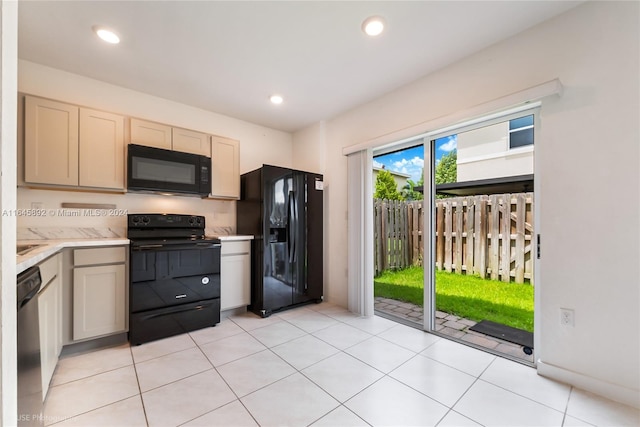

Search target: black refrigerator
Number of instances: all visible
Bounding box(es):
[237,165,323,317]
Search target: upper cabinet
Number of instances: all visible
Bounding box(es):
[129,118,172,150]
[173,127,210,156]
[210,135,240,199]
[131,118,210,156]
[24,96,125,191]
[79,108,125,189]
[25,96,79,186]
[22,95,241,197]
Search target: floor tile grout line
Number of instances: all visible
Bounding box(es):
[44,393,143,427]
[419,350,496,379]
[191,339,264,426]
[217,323,381,424]
[475,356,573,416]
[486,376,572,416]
[128,344,151,427]
[188,325,247,347]
[560,391,611,427]
[131,342,198,365]
[133,344,208,371]
[374,328,443,354]
[48,360,136,390]
[44,348,144,426]
[138,366,217,395]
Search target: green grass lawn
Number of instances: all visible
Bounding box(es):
[374,267,534,332]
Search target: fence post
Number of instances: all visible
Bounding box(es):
[455,199,464,274]
[500,194,511,282]
[476,195,488,278]
[436,201,444,270]
[465,196,475,275]
[489,195,500,280]
[444,199,453,273]
[514,193,526,283]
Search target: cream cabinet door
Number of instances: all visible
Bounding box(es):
[73,264,126,341]
[172,127,210,156]
[38,274,61,400]
[24,96,79,186]
[210,135,240,199]
[130,118,172,149]
[79,108,125,189]
[221,241,251,310]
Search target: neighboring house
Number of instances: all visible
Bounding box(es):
[372,166,411,193]
[456,114,534,182]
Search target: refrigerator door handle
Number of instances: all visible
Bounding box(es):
[289,190,296,264]
[287,191,293,263]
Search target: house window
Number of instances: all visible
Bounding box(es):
[509,114,534,149]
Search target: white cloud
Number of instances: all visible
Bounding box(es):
[389,156,424,182]
[373,160,383,168]
[439,136,457,152]
[392,156,424,169]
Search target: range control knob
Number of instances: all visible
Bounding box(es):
[196,217,202,224]
[142,216,150,224]
[132,216,140,223]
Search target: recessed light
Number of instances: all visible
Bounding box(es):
[270,94,284,105]
[362,16,385,37]
[93,26,120,44]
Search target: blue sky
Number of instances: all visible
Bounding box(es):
[373,135,457,182]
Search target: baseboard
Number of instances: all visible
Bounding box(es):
[537,359,640,409]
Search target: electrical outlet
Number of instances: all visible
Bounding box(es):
[560,308,574,327]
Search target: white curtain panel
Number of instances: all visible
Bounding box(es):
[347,149,374,316]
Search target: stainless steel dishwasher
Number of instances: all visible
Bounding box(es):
[17,266,43,427]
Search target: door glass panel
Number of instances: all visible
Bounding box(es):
[372,144,425,327]
[430,113,535,365]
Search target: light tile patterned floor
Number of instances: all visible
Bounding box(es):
[43,303,639,427]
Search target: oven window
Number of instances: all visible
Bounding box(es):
[131,156,196,185]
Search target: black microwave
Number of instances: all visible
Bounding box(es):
[127,144,211,197]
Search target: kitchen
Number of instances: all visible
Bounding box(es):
[3,1,640,426]
[15,61,331,419]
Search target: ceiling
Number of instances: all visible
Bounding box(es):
[18,1,581,133]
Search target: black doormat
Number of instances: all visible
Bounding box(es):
[469,320,533,349]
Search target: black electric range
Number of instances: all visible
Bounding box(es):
[127,214,221,345]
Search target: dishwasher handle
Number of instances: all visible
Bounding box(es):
[18,288,39,310]
[17,267,42,310]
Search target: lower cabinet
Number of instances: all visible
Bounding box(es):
[72,247,127,341]
[220,240,251,311]
[38,254,62,401]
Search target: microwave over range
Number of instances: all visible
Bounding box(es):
[127,144,211,197]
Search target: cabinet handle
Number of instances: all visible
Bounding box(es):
[175,294,187,299]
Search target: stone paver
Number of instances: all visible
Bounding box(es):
[374,296,534,363]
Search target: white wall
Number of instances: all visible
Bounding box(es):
[292,120,325,175]
[17,60,294,234]
[294,1,639,407]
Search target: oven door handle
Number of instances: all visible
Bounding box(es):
[137,300,217,320]
[132,243,221,251]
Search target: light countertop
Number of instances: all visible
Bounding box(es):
[17,238,130,274]
[16,235,253,273]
